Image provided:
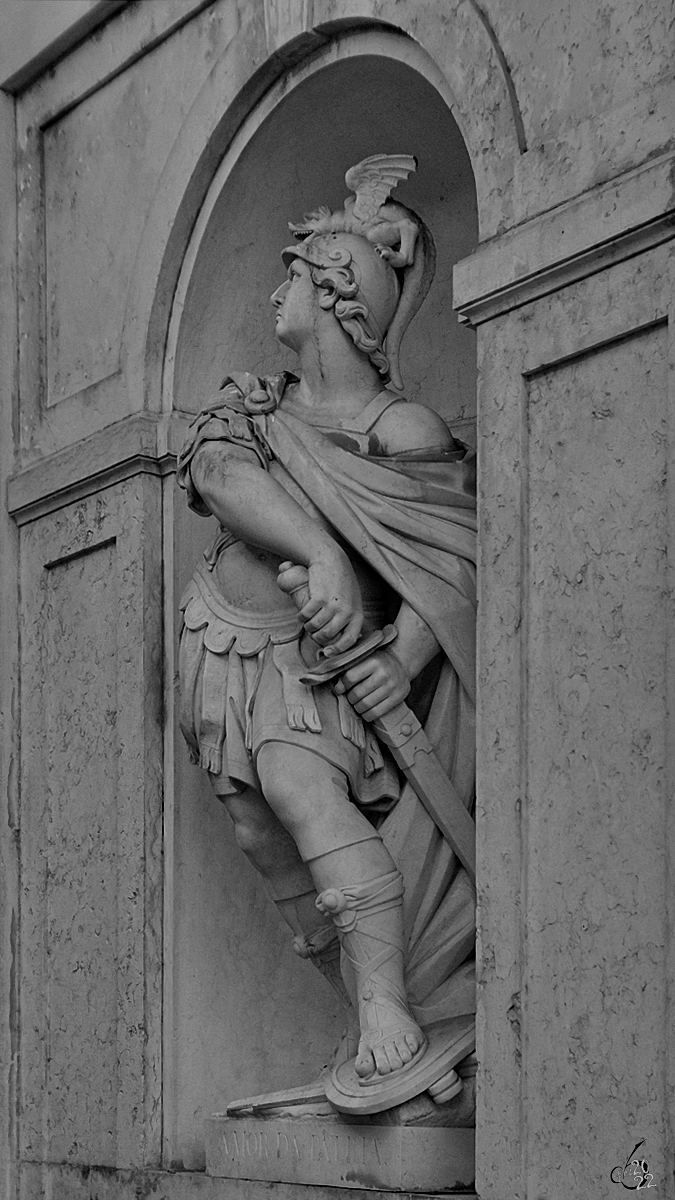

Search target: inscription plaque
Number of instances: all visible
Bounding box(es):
[205,1116,475,1192]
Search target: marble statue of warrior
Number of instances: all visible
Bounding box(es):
[177,155,477,1112]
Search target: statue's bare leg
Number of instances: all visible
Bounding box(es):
[216,786,356,1039]
[217,785,315,911]
[256,743,426,1080]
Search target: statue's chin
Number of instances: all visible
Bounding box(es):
[274,324,291,348]
[275,328,302,356]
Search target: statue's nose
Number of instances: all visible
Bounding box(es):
[271,281,289,306]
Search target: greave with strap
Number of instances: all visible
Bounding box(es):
[315,869,426,1078]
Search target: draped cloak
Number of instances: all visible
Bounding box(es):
[177,372,477,1030]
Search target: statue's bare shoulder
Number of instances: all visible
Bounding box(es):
[373,399,456,454]
[193,436,256,475]
[188,432,266,515]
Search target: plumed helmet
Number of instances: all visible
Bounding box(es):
[281,231,401,376]
[282,154,436,390]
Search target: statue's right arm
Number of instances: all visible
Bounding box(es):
[190,440,364,651]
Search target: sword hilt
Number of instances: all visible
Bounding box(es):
[299,624,399,686]
[278,561,399,683]
[279,563,475,879]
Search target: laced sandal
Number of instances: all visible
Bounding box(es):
[316,870,426,1083]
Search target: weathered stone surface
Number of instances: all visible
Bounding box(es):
[16,0,240,460]
[482,0,675,221]
[206,1117,474,1193]
[454,153,675,325]
[20,1161,475,1200]
[41,4,237,408]
[0,87,19,1200]
[525,320,669,1196]
[0,1,101,90]
[476,245,674,1197]
[19,478,164,1168]
[6,411,188,526]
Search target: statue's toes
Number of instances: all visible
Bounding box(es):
[354,1045,376,1079]
[395,1033,416,1066]
[405,1031,423,1057]
[374,1041,401,1075]
[353,1015,427,1081]
[374,1030,427,1076]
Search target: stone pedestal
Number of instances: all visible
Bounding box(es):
[205,1115,474,1193]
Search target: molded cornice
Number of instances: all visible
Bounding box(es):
[1,1,130,94]
[454,152,675,326]
[7,412,191,526]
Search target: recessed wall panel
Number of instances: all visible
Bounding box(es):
[44,540,120,1160]
[525,324,669,1190]
[34,3,237,410]
[20,479,163,1169]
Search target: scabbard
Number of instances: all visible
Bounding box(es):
[372,702,476,884]
[298,625,475,882]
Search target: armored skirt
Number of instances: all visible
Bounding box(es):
[179,559,400,809]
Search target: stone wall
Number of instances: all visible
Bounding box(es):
[1,1,673,1197]
[459,227,675,1196]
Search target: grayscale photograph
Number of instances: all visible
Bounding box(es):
[0,1,670,1197]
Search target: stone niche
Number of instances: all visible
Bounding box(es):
[173,55,478,433]
[168,52,478,1173]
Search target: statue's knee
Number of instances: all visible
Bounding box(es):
[256,747,297,806]
[232,816,269,858]
[258,745,349,819]
[257,771,310,835]
[258,776,295,815]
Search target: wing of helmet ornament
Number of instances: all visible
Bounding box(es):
[345,153,418,224]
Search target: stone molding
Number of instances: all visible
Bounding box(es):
[13,0,521,461]
[20,1161,476,1200]
[454,151,675,326]
[0,1,130,95]
[7,412,190,526]
[9,0,214,113]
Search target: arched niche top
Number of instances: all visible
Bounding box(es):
[166,49,479,424]
[121,5,521,410]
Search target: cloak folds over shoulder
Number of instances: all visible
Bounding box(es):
[265,409,477,702]
[178,381,477,1028]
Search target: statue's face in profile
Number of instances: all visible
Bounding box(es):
[271,258,317,351]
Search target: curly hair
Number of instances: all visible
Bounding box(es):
[307,257,391,381]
